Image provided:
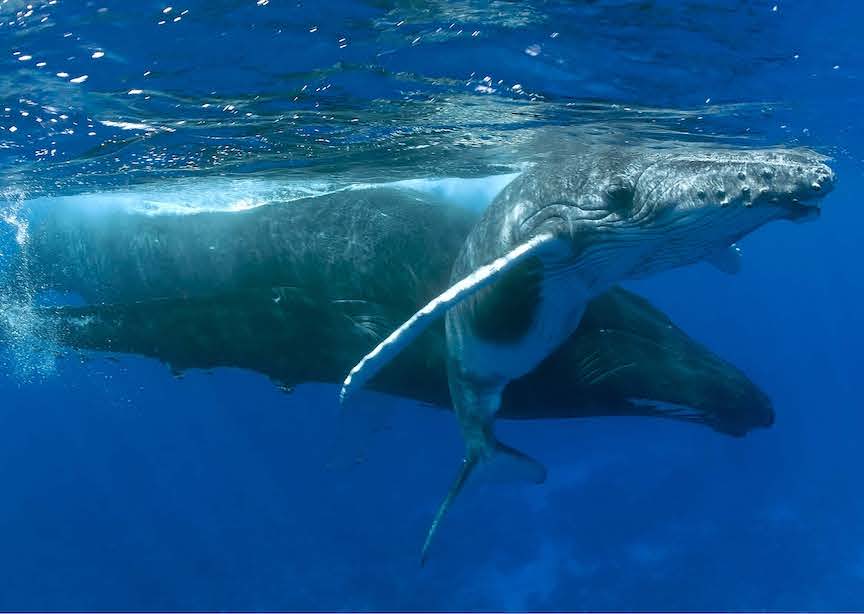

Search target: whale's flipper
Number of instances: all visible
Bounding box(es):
[706,244,742,275]
[421,440,545,565]
[339,234,556,404]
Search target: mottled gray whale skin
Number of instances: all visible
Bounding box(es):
[18,187,771,436]
[21,187,471,305]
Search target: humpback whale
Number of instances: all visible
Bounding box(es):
[13,187,771,436]
[339,147,835,560]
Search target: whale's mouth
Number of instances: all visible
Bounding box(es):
[781,185,832,222]
[778,169,834,223]
[784,163,835,222]
[784,199,823,222]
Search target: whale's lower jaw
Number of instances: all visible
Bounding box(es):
[578,205,784,283]
[785,201,822,223]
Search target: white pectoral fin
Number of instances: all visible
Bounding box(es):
[706,243,742,275]
[339,233,555,404]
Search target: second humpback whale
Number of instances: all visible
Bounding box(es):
[340,146,836,560]
[14,187,770,435]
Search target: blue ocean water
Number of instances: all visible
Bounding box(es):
[0,0,862,610]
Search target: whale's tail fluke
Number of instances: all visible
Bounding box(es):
[421,438,546,565]
[421,454,478,566]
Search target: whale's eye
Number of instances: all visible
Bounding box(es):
[605,176,635,213]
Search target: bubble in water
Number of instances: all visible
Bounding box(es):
[0,188,59,381]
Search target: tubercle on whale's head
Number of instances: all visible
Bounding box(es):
[633,147,835,224]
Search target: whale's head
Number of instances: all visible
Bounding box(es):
[520,146,835,280]
[634,147,834,223]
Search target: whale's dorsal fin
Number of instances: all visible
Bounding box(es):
[339,233,555,403]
